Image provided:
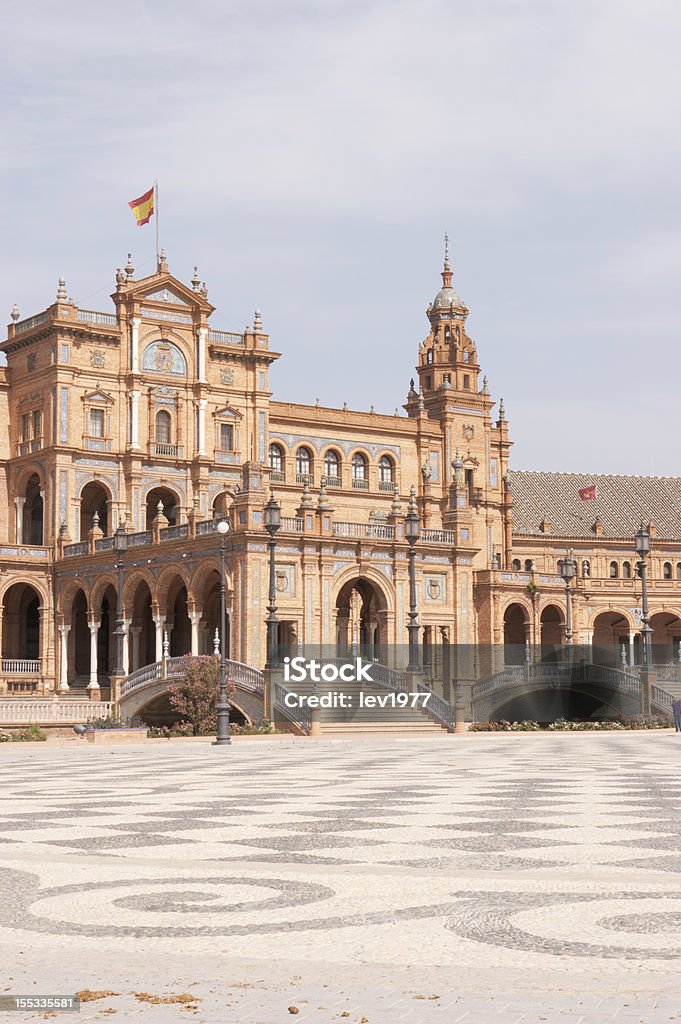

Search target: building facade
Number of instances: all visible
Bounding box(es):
[1,248,680,714]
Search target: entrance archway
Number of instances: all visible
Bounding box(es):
[592,611,630,667]
[650,612,681,665]
[335,577,388,660]
[166,577,191,657]
[540,604,564,662]
[23,474,43,545]
[503,603,528,665]
[146,487,179,528]
[80,482,110,537]
[71,590,90,683]
[2,583,41,661]
[130,580,155,670]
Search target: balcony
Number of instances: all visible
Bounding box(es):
[321,475,341,488]
[2,659,41,674]
[150,442,184,459]
[379,480,394,492]
[270,470,285,482]
[15,438,43,457]
[296,473,313,485]
[333,522,395,540]
[352,478,369,490]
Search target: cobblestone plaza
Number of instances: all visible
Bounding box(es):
[3,734,681,1022]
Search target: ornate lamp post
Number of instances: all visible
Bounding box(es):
[635,521,653,680]
[557,549,577,649]
[112,522,128,680]
[213,518,231,746]
[405,487,420,672]
[264,490,281,720]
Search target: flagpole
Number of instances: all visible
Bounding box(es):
[155,178,160,268]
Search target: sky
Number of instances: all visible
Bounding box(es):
[1,0,680,475]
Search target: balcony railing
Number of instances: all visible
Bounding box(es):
[94,537,114,551]
[160,524,190,541]
[270,470,285,482]
[63,542,87,557]
[127,530,153,547]
[281,516,304,532]
[378,480,394,492]
[14,312,49,335]
[77,309,117,326]
[352,478,369,489]
[321,475,341,488]
[208,329,245,345]
[296,472,313,484]
[16,439,43,457]
[421,528,457,544]
[150,442,183,458]
[1,659,41,674]
[332,522,395,540]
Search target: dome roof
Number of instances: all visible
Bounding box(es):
[432,284,465,310]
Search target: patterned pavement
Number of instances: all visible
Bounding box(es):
[2,733,681,1022]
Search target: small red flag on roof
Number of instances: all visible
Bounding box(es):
[578,484,597,501]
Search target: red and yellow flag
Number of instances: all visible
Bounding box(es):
[578,484,597,502]
[128,185,155,226]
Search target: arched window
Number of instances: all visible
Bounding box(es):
[352,452,368,488]
[511,559,521,571]
[664,561,673,580]
[582,559,590,578]
[609,561,619,579]
[622,561,632,579]
[155,410,172,445]
[524,559,533,572]
[296,447,312,481]
[379,455,393,481]
[323,450,340,482]
[269,443,284,476]
[676,563,681,580]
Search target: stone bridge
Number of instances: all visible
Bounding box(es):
[471,661,675,722]
[118,657,268,726]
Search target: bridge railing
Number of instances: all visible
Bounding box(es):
[119,656,265,701]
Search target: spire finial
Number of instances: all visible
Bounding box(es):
[10,304,20,322]
[444,231,450,270]
[125,253,134,280]
[56,277,67,301]
[499,398,506,421]
[191,266,201,291]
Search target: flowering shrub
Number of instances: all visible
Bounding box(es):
[0,724,47,742]
[147,722,195,739]
[167,655,235,736]
[470,715,671,732]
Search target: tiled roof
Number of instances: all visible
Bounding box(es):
[509,470,681,541]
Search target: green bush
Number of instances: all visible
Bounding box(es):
[470,716,672,732]
[0,724,48,742]
[92,715,125,730]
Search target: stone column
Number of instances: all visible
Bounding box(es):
[130,626,142,672]
[196,399,207,456]
[14,497,25,545]
[58,625,70,691]
[189,611,202,655]
[122,619,131,676]
[131,316,141,373]
[628,630,636,668]
[87,617,100,693]
[585,628,594,664]
[129,390,141,450]
[153,617,165,663]
[197,326,207,383]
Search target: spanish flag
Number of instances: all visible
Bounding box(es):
[128,185,155,226]
[578,484,597,501]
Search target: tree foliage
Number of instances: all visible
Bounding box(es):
[168,655,235,736]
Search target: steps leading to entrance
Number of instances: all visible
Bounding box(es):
[316,721,447,735]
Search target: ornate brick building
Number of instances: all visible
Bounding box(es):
[1,247,679,720]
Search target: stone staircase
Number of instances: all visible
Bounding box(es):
[304,680,449,735]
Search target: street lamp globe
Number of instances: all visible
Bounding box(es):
[264,490,281,535]
[216,519,229,536]
[635,521,650,559]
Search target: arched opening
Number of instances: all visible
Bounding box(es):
[269,443,285,480]
[212,492,231,519]
[96,584,117,677]
[511,559,521,571]
[378,455,394,489]
[663,562,673,581]
[2,583,41,662]
[23,474,43,545]
[540,604,564,661]
[592,611,630,668]
[503,603,528,665]
[146,487,179,527]
[351,452,368,488]
[166,577,191,657]
[323,449,341,484]
[650,612,681,665]
[80,481,110,537]
[197,568,231,656]
[295,446,313,482]
[130,580,155,670]
[491,686,624,724]
[335,577,388,661]
[135,692,247,729]
[155,409,172,444]
[71,590,90,683]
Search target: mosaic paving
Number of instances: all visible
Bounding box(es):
[2,733,681,1022]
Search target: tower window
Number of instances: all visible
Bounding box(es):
[22,414,30,442]
[425,376,431,390]
[609,561,619,578]
[155,410,172,444]
[622,561,632,579]
[463,374,471,390]
[426,349,433,364]
[444,326,450,343]
[89,408,105,438]
[663,561,672,580]
[511,558,521,571]
[219,423,234,451]
[269,443,284,473]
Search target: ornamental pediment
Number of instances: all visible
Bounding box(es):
[81,389,113,404]
[213,406,242,420]
[144,287,190,306]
